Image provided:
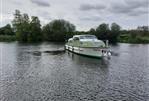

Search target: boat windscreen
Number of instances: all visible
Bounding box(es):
[80,35,97,39]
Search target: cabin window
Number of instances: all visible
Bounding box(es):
[69,40,72,43]
[80,35,97,39]
[73,37,79,41]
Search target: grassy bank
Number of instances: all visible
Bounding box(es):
[0,35,16,42]
[0,34,149,44]
[118,34,149,44]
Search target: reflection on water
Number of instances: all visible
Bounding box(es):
[0,42,149,101]
[67,51,109,68]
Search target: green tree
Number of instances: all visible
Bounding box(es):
[88,28,96,35]
[28,16,42,42]
[0,28,3,35]
[42,24,52,41]
[12,10,22,30]
[109,23,121,43]
[96,23,109,40]
[21,13,30,42]
[12,10,42,42]
[12,10,30,42]
[137,26,149,36]
[12,10,22,41]
[42,19,75,42]
[0,24,14,35]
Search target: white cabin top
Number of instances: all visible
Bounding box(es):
[73,35,97,39]
[67,35,106,47]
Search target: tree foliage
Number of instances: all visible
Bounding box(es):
[95,23,110,40]
[87,23,121,43]
[109,23,121,43]
[0,24,14,35]
[29,16,42,42]
[12,10,42,42]
[89,28,96,35]
[42,19,75,42]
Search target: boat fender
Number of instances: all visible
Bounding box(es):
[108,51,111,56]
[103,52,107,56]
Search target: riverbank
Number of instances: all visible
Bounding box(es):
[118,34,149,44]
[0,34,149,44]
[0,35,16,42]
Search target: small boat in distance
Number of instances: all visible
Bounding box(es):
[65,35,111,58]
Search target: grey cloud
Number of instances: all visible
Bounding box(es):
[9,0,22,5]
[38,11,51,20]
[13,2,22,5]
[110,0,148,16]
[30,0,50,7]
[80,15,101,21]
[80,4,106,11]
[125,0,148,8]
[110,4,133,14]
[2,0,148,30]
[127,9,148,16]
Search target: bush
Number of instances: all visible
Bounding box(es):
[0,35,16,42]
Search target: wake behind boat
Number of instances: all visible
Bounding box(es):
[65,35,111,58]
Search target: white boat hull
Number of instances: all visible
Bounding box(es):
[65,45,110,58]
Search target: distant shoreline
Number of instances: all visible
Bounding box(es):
[0,35,149,44]
[118,34,149,44]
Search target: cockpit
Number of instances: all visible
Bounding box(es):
[79,35,97,40]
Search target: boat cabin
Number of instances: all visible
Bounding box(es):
[65,35,111,58]
[72,35,97,41]
[67,35,106,48]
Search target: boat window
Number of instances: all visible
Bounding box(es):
[73,37,79,41]
[68,40,72,43]
[80,35,97,39]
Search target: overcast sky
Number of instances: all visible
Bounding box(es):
[0,0,149,31]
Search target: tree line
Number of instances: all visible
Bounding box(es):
[0,10,148,43]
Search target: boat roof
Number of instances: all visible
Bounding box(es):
[73,34,96,38]
[68,38,73,41]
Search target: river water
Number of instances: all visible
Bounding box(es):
[0,42,149,101]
